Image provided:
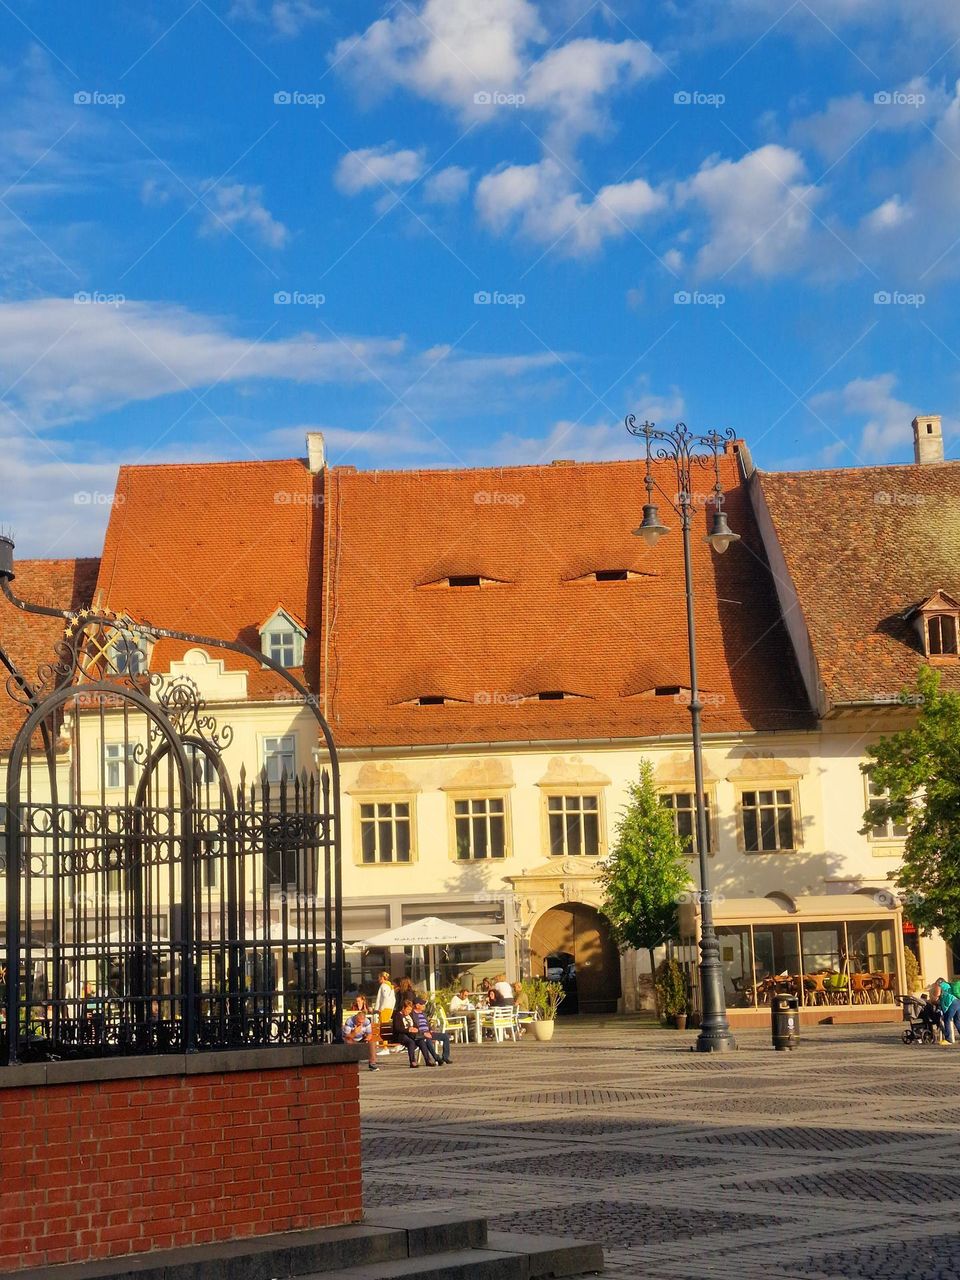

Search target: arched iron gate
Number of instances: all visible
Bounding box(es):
[0,558,343,1065]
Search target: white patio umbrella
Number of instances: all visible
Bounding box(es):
[356,916,503,994]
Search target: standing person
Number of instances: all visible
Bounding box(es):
[937,979,960,1046]
[493,974,514,1005]
[344,997,380,1071]
[374,971,399,1050]
[412,996,450,1065]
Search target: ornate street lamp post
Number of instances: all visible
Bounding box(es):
[625,417,738,1053]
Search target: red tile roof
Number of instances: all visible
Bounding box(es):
[321,453,812,747]
[0,558,99,752]
[95,459,322,699]
[757,460,960,707]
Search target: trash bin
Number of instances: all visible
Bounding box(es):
[771,993,799,1051]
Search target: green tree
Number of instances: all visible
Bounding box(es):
[599,760,693,995]
[862,666,960,939]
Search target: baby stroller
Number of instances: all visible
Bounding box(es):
[900,994,939,1044]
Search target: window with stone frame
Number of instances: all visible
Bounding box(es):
[741,788,796,852]
[547,794,601,857]
[928,614,959,657]
[660,790,712,855]
[866,777,909,841]
[453,796,507,860]
[360,801,413,864]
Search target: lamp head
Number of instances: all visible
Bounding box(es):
[632,504,670,546]
[706,509,739,555]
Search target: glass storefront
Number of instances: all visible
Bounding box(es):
[713,908,902,1009]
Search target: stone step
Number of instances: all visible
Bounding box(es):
[303,1233,602,1280]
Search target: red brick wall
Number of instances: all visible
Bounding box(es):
[0,1063,362,1272]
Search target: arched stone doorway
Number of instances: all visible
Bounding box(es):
[530,904,622,1015]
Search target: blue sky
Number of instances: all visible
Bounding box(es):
[2,0,960,554]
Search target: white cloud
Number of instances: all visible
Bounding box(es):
[677,145,820,278]
[809,373,916,460]
[334,0,542,110]
[228,0,326,37]
[791,78,947,163]
[334,145,426,195]
[862,195,911,231]
[334,1,660,148]
[0,298,405,429]
[476,158,665,255]
[488,383,684,464]
[422,165,471,204]
[200,181,289,249]
[524,37,662,148]
[266,421,439,461]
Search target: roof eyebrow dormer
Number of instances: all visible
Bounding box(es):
[417,574,510,590]
[258,605,307,669]
[566,568,659,584]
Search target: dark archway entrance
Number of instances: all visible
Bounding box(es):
[530,903,621,1015]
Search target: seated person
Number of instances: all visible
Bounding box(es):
[344,998,381,1072]
[392,999,439,1067]
[448,988,474,1015]
[412,997,450,1065]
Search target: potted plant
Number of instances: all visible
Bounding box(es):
[655,956,689,1029]
[524,978,565,1041]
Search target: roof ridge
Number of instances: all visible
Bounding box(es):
[760,458,960,479]
[117,457,308,474]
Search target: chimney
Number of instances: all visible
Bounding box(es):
[913,414,944,465]
[306,431,326,474]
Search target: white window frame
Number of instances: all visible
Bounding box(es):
[259,610,306,669]
[450,794,509,861]
[544,792,603,858]
[262,734,297,785]
[660,789,714,856]
[356,799,415,866]
[104,742,137,791]
[865,776,909,843]
[739,786,798,853]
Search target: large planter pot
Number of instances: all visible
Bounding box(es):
[673,1013,688,1031]
[531,1019,555,1042]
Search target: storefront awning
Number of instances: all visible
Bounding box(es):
[681,892,900,934]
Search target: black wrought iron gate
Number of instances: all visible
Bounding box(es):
[0,560,343,1065]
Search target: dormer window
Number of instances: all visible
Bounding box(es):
[259,606,307,669]
[418,574,507,590]
[449,575,481,588]
[929,615,958,657]
[595,569,628,582]
[567,569,656,585]
[417,695,446,706]
[112,634,148,676]
[911,592,960,660]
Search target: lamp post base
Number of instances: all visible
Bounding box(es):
[695,1027,738,1053]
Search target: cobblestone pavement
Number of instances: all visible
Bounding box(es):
[360,1018,960,1279]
